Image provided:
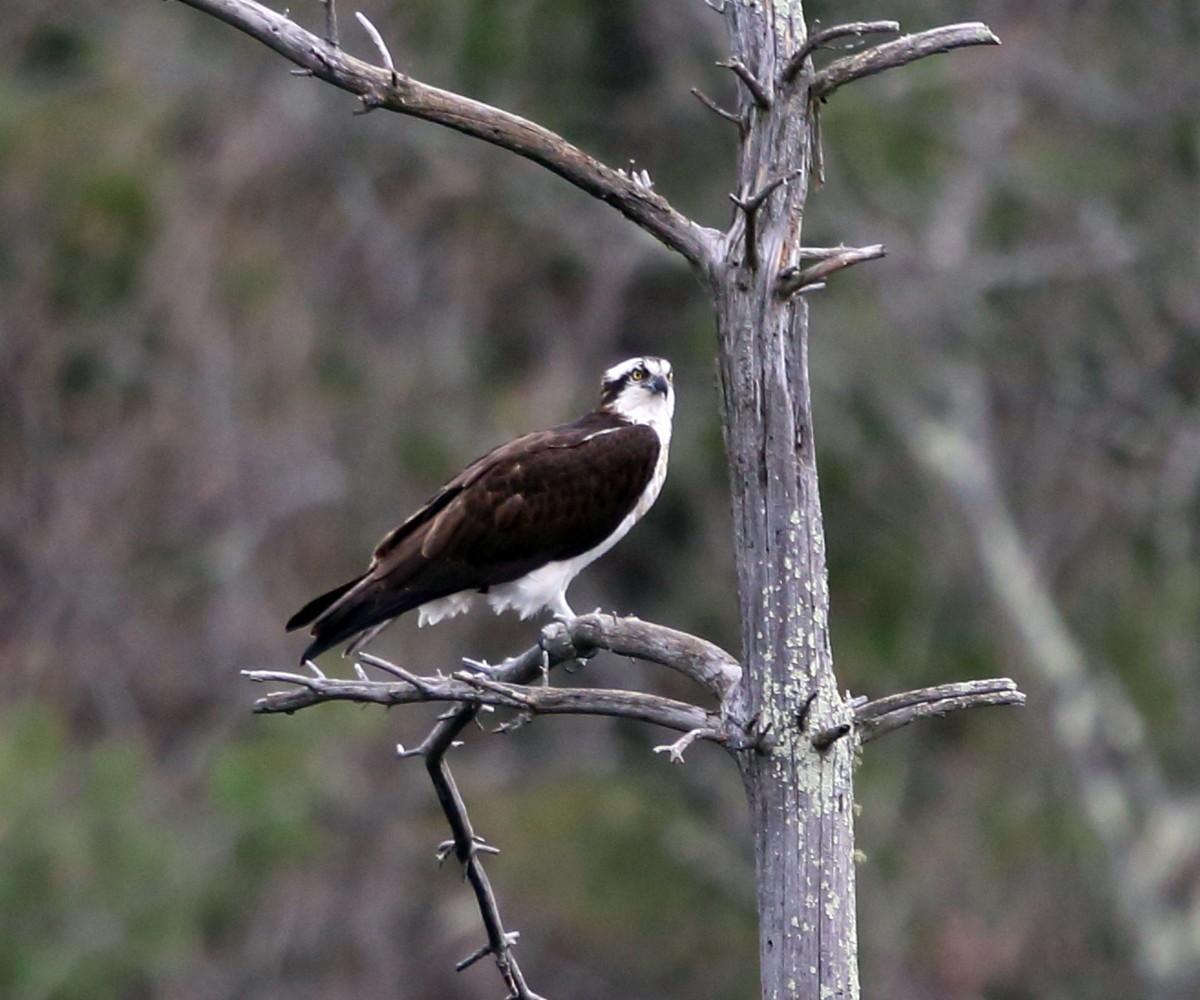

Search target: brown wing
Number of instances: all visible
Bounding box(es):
[413,424,660,574]
[293,416,660,661]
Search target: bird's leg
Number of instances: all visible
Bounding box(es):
[547,597,595,674]
[549,594,576,621]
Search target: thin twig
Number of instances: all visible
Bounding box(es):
[740,171,801,215]
[729,171,801,272]
[353,10,397,86]
[690,87,746,132]
[779,20,901,85]
[456,670,537,708]
[653,727,717,764]
[243,668,320,688]
[812,22,1000,101]
[777,243,886,298]
[322,0,338,48]
[717,58,771,110]
[357,652,437,693]
[796,245,873,260]
[171,0,720,274]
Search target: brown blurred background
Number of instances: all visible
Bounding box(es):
[3,1,1199,998]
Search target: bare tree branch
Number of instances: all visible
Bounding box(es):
[244,615,759,751]
[250,612,1025,756]
[779,20,901,86]
[244,661,727,736]
[690,87,746,132]
[854,678,1026,743]
[811,22,1001,101]
[172,0,720,272]
[411,704,545,998]
[728,172,801,272]
[390,641,563,997]
[546,613,742,707]
[717,57,771,110]
[777,244,886,298]
[902,397,1200,975]
[320,0,338,48]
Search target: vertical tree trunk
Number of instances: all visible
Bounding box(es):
[717,4,860,997]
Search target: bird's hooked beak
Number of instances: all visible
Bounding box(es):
[647,374,670,397]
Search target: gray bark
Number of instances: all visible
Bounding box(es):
[716,6,859,998]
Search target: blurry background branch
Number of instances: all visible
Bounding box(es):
[829,48,1200,991]
[900,382,1200,985]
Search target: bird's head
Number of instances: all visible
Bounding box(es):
[599,356,675,428]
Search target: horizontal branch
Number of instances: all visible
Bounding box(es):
[777,244,886,298]
[246,615,758,754]
[811,22,1000,101]
[546,613,742,706]
[173,0,720,272]
[854,678,1025,744]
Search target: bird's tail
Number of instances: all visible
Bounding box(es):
[286,575,365,632]
[290,574,427,664]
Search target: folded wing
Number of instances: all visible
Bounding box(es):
[290,415,659,661]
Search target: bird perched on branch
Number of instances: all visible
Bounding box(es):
[288,356,675,663]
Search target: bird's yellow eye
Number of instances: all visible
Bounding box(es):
[630,368,645,381]
[666,371,674,382]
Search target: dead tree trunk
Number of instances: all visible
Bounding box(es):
[714,6,860,993]
[174,2,1009,997]
[713,8,995,997]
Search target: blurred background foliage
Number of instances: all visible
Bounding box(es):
[2,0,1199,998]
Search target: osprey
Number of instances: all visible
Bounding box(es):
[288,356,674,662]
